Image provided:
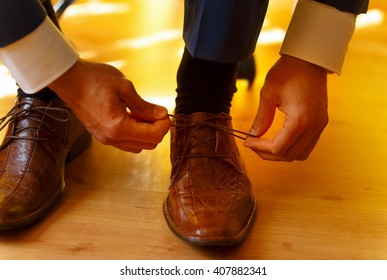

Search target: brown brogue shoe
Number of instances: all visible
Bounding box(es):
[163,112,256,246]
[0,97,91,230]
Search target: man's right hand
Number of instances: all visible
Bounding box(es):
[50,59,171,153]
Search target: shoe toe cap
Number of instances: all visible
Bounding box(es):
[165,198,256,245]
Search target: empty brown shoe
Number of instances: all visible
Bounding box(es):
[0,97,91,230]
[163,112,256,246]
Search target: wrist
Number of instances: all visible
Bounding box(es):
[280,55,329,75]
[49,59,83,103]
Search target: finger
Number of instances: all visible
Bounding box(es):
[97,131,159,153]
[295,132,322,161]
[283,114,327,160]
[274,129,321,161]
[117,79,168,122]
[123,117,171,143]
[246,112,306,157]
[116,147,143,154]
[250,87,277,137]
[97,117,171,147]
[249,149,293,162]
[111,141,158,153]
[245,127,323,161]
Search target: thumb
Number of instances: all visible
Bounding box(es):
[249,88,277,137]
[131,100,168,123]
[118,78,168,122]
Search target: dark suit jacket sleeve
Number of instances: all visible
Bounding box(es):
[0,0,46,47]
[314,0,369,14]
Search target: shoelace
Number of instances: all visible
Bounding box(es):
[0,101,70,142]
[168,114,255,140]
[168,114,255,188]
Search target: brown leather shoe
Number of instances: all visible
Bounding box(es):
[163,112,256,246]
[0,97,91,230]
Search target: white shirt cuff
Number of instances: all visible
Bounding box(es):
[280,0,356,74]
[0,17,79,93]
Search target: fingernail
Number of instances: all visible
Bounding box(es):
[248,127,257,136]
[154,105,168,118]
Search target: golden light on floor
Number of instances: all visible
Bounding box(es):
[63,1,131,17]
[115,29,181,50]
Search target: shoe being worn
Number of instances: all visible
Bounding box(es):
[0,97,91,230]
[163,112,256,246]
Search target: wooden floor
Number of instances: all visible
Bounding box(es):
[1,0,387,260]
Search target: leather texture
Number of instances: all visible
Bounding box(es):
[164,112,256,246]
[0,97,91,230]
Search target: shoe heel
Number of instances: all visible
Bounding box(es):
[66,130,92,163]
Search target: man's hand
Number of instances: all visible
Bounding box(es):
[50,59,171,153]
[244,55,329,161]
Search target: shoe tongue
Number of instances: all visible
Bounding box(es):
[185,113,219,154]
[13,97,48,138]
[171,112,244,174]
[192,124,217,154]
[187,112,217,122]
[180,112,232,155]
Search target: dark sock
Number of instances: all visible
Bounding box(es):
[17,87,60,103]
[175,47,239,115]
